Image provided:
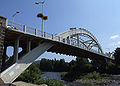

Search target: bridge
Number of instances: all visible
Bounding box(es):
[0,16,114,83]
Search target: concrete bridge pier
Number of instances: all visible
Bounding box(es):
[2,44,7,70]
[0,27,5,72]
[0,16,55,83]
[13,39,19,62]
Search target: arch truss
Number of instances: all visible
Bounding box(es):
[53,28,103,54]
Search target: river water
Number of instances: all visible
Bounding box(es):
[40,72,62,80]
[40,72,83,86]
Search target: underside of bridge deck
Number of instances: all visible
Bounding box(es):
[47,42,107,60]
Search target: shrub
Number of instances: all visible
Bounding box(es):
[61,72,68,79]
[36,78,65,86]
[16,64,42,83]
[81,71,101,80]
[84,82,94,86]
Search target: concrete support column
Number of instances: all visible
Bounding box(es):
[44,32,47,38]
[77,35,79,47]
[98,48,100,53]
[63,38,66,43]
[52,34,54,39]
[35,29,37,36]
[2,45,7,66]
[67,36,70,44]
[23,25,26,32]
[58,36,60,42]
[13,39,19,62]
[27,40,31,52]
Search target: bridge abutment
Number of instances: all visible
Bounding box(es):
[0,16,7,72]
[0,27,5,72]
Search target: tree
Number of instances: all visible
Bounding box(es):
[114,48,120,65]
[16,64,42,83]
[90,53,111,73]
[39,59,54,71]
[71,57,92,73]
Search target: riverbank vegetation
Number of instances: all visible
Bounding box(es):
[37,47,120,81]
[16,64,65,86]
[16,47,120,86]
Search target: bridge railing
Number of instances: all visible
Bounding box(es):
[8,20,24,31]
[8,20,68,42]
[26,26,37,35]
[8,20,66,41]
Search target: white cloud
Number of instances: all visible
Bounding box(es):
[117,41,120,45]
[110,35,119,39]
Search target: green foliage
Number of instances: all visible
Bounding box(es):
[81,71,101,80]
[61,72,83,81]
[61,72,68,79]
[38,55,120,82]
[67,84,73,86]
[39,59,54,71]
[62,71,101,81]
[70,57,92,73]
[68,84,73,86]
[36,78,64,86]
[16,63,65,86]
[16,64,42,83]
[84,82,94,86]
[114,48,120,65]
[39,58,69,72]
[105,62,115,70]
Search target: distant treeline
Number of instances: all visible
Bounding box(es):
[38,58,69,72]
[36,47,120,74]
[17,47,120,83]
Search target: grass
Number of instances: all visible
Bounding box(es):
[36,78,65,86]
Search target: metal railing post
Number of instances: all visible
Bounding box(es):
[58,36,60,42]
[63,38,65,43]
[44,32,46,38]
[67,36,70,44]
[35,29,37,35]
[23,25,26,32]
[5,19,8,27]
[52,34,54,39]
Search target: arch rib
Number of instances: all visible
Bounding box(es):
[54,28,103,54]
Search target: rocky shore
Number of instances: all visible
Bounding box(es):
[74,79,120,86]
[13,81,48,86]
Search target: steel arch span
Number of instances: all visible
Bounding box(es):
[53,28,103,54]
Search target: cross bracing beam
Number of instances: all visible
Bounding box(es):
[72,36,88,48]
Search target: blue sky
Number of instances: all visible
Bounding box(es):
[1,0,120,62]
